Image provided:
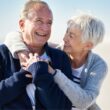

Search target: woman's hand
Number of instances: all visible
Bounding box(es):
[17,51,40,69]
[26,53,56,75]
[17,50,29,69]
[17,50,56,75]
[48,65,55,75]
[22,53,40,69]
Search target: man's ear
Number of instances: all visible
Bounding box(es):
[19,19,25,32]
[84,41,93,51]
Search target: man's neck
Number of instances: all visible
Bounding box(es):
[27,45,45,56]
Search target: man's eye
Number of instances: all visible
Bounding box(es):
[34,20,42,24]
[47,21,52,25]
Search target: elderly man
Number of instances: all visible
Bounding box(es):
[0,0,72,110]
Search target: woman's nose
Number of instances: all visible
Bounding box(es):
[63,33,68,42]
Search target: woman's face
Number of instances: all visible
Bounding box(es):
[63,26,85,56]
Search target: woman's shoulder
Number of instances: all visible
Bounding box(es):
[88,51,108,73]
[91,52,107,65]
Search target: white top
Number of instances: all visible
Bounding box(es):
[72,65,84,78]
[26,52,51,106]
[72,65,85,84]
[71,64,84,110]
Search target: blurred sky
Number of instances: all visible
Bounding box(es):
[0,0,110,43]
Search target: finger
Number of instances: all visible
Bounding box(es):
[25,74,32,78]
[20,62,28,68]
[29,53,34,59]
[34,53,39,57]
[23,54,29,61]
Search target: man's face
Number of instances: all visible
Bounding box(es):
[20,5,53,48]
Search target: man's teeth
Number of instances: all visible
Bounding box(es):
[36,32,46,36]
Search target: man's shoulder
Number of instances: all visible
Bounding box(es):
[47,45,67,56]
[0,44,8,50]
[0,44,10,56]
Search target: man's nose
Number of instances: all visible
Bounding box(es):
[42,24,51,32]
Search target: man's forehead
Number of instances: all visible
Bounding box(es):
[29,3,52,13]
[27,8,53,20]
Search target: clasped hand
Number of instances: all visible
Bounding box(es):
[17,51,55,77]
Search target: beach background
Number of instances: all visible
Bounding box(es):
[0,0,110,109]
[93,40,110,110]
[0,37,109,110]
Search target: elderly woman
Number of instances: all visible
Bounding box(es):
[5,13,107,110]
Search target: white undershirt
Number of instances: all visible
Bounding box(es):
[71,64,84,110]
[26,52,51,106]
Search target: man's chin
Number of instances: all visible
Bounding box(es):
[63,49,70,54]
[37,42,47,47]
[63,48,67,52]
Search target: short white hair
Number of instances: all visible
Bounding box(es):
[20,0,52,20]
[67,13,105,47]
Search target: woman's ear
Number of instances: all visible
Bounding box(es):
[84,41,93,51]
[19,19,25,32]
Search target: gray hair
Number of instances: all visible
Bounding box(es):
[20,0,52,19]
[67,14,105,47]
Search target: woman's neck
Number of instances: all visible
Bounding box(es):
[70,51,88,68]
